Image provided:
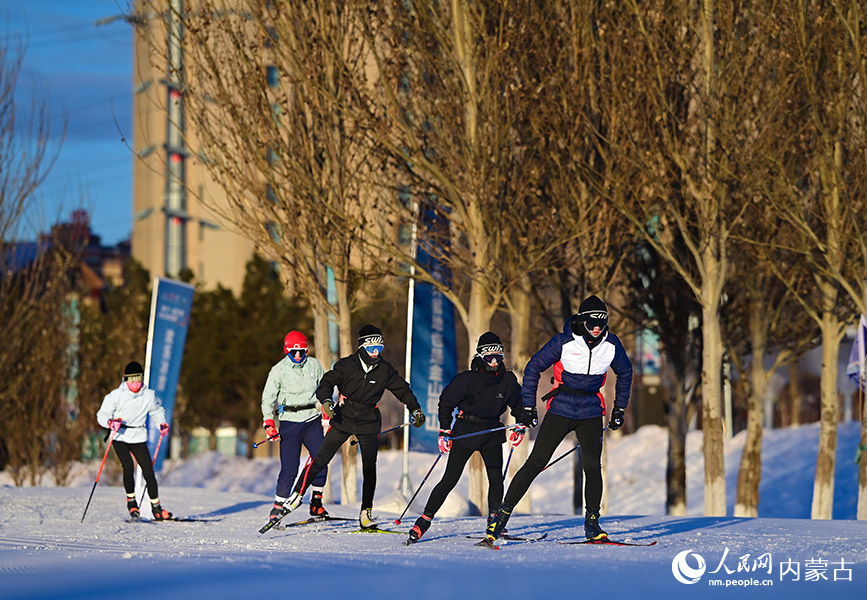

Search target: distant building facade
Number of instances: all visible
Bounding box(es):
[131,0,255,293]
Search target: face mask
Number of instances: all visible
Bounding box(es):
[126,381,143,393]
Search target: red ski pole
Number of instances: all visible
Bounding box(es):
[252,432,281,449]
[81,430,117,523]
[136,431,167,507]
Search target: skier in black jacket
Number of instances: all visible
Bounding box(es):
[406,332,523,543]
[279,324,425,529]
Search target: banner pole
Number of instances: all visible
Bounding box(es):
[401,203,419,499]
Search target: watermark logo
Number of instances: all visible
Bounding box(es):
[672,550,707,584]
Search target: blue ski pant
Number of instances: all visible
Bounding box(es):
[275,418,327,498]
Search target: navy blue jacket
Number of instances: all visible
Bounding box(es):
[522,318,633,420]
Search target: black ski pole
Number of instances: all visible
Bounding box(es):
[351,422,410,446]
[541,444,579,472]
[502,447,515,480]
[81,430,118,523]
[541,426,608,472]
[393,452,444,525]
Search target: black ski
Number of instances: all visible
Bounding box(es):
[560,537,657,547]
[259,508,297,534]
[466,532,548,542]
[273,516,354,530]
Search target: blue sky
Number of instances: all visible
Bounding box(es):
[4,0,133,246]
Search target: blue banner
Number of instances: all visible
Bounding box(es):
[146,277,195,472]
[409,209,458,452]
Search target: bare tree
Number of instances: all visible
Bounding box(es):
[757,1,867,519]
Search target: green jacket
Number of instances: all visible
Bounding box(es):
[261,355,325,422]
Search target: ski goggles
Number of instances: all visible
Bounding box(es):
[288,349,307,363]
[480,352,504,366]
[362,344,384,356]
[123,373,144,383]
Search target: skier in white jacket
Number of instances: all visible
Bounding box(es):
[96,361,172,520]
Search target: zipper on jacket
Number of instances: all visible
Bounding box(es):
[587,346,593,375]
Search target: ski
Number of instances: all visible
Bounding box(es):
[259,508,298,534]
[560,537,657,547]
[348,527,404,534]
[126,516,220,523]
[475,537,500,550]
[273,516,354,530]
[466,532,548,542]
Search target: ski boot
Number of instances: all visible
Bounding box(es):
[126,495,140,519]
[407,513,432,544]
[487,511,508,538]
[485,504,513,542]
[584,511,608,541]
[359,507,378,530]
[151,501,173,521]
[268,501,285,521]
[309,490,329,517]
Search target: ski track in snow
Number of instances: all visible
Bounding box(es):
[1,421,866,599]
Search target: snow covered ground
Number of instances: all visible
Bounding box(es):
[2,421,866,599]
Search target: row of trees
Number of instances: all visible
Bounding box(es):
[132,0,867,518]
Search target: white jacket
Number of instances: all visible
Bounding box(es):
[96,382,166,444]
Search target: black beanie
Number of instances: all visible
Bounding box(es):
[123,361,144,380]
[476,331,504,355]
[357,324,384,346]
[571,295,609,341]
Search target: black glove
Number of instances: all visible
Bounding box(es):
[519,406,538,428]
[411,409,426,428]
[609,406,625,431]
[321,401,335,419]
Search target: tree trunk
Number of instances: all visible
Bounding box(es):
[789,360,804,427]
[734,299,768,517]
[811,299,840,519]
[666,374,693,516]
[508,275,532,513]
[334,272,358,507]
[465,279,495,513]
[700,263,726,516]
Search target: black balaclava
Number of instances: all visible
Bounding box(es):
[570,295,609,348]
[475,331,505,374]
[357,324,384,366]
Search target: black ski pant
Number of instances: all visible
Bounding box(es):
[113,441,159,501]
[423,443,504,518]
[503,412,603,514]
[294,427,379,508]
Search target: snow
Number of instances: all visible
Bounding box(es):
[1,422,866,599]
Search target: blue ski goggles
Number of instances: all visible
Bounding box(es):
[362,344,384,356]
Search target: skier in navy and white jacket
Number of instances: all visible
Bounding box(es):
[486,295,633,542]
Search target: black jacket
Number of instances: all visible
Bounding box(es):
[437,357,522,450]
[316,350,421,435]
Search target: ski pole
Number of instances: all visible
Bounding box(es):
[81,430,117,523]
[541,426,609,472]
[252,432,282,449]
[448,424,516,442]
[541,444,579,472]
[502,447,514,480]
[393,452,444,525]
[136,431,167,507]
[351,422,410,446]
